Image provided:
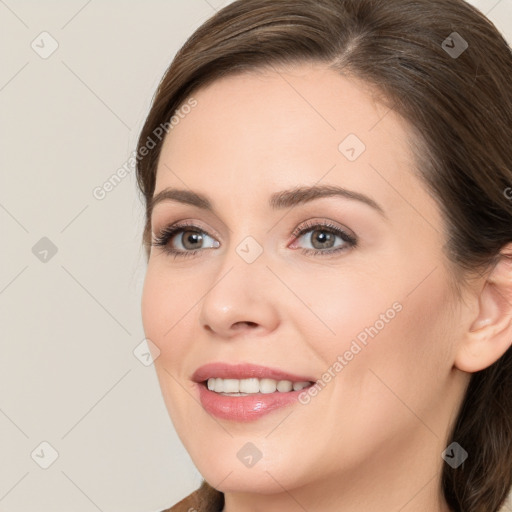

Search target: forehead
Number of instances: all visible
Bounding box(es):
[154,63,426,221]
[160,63,400,159]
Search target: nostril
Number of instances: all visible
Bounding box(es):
[234,321,258,329]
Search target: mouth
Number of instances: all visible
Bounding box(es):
[201,377,315,396]
[192,361,316,380]
[192,362,318,421]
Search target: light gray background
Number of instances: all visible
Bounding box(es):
[1,1,511,511]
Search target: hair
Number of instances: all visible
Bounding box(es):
[135,0,512,510]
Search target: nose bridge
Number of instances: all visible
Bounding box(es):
[211,232,268,304]
[198,232,278,335]
[214,217,269,277]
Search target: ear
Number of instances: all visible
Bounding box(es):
[455,245,512,373]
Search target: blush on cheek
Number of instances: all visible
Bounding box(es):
[141,273,178,351]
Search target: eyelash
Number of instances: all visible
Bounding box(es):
[151,220,357,259]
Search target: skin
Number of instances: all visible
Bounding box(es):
[141,63,512,512]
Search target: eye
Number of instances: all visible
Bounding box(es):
[151,219,357,259]
[290,219,357,257]
[151,221,219,259]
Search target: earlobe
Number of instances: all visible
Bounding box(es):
[454,248,512,374]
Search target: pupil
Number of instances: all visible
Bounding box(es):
[184,231,202,249]
[313,230,334,249]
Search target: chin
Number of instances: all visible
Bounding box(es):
[189,443,313,495]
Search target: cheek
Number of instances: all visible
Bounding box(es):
[141,269,166,347]
[141,268,195,422]
[141,263,197,349]
[141,266,187,366]
[140,263,212,424]
[295,267,404,361]
[331,269,456,428]
[310,253,454,400]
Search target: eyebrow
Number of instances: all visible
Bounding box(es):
[149,184,387,219]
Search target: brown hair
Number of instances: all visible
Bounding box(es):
[136,0,512,510]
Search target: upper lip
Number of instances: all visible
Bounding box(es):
[192,362,316,383]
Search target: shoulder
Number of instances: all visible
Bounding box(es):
[159,480,224,512]
[160,488,199,511]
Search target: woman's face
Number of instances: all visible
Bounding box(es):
[141,63,468,504]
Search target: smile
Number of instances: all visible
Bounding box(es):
[206,377,313,395]
[192,362,317,421]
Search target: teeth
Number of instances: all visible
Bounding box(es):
[292,381,310,391]
[240,378,259,393]
[260,378,276,394]
[206,377,312,394]
[222,378,239,393]
[277,380,293,392]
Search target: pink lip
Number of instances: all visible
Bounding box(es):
[192,363,316,423]
[191,362,316,383]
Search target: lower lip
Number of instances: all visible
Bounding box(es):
[196,382,310,422]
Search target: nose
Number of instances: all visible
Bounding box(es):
[198,247,280,339]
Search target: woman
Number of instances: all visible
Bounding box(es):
[136,0,512,510]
